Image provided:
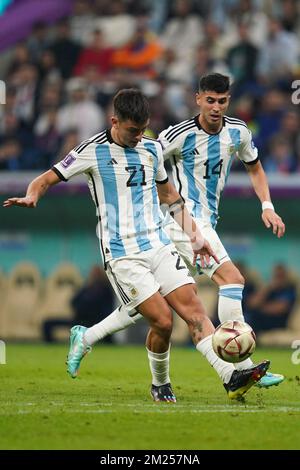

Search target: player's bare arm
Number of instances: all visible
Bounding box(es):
[245,161,285,238]
[3,170,61,208]
[157,180,219,266]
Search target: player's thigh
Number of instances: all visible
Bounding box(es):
[152,244,195,297]
[165,283,207,324]
[137,291,173,331]
[106,254,160,310]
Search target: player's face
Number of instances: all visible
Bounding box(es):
[196,91,230,132]
[111,118,150,148]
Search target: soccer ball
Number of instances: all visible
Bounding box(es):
[212,320,256,363]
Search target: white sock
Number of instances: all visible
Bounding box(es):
[196,335,234,384]
[218,284,254,370]
[84,306,143,346]
[147,345,170,386]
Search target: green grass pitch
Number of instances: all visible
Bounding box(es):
[0,344,299,450]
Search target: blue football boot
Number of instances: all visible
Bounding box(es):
[66,325,91,378]
[255,372,284,388]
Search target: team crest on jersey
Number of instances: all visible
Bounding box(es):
[130,286,138,298]
[61,153,76,168]
[228,144,237,155]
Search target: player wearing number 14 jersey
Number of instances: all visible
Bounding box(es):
[159,73,285,387]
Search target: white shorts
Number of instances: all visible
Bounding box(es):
[164,219,230,278]
[106,244,194,309]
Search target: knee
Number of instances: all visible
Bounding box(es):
[235,271,245,285]
[153,309,173,335]
[226,269,245,286]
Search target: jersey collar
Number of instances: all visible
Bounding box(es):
[106,129,129,148]
[194,114,226,135]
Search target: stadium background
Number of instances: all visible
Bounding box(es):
[0,0,300,452]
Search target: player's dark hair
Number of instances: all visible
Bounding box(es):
[199,73,230,93]
[113,88,150,124]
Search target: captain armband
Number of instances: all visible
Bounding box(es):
[169,198,185,218]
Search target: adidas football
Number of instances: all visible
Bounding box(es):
[212,320,256,363]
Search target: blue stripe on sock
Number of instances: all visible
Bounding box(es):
[219,287,243,301]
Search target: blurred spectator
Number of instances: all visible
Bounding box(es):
[202,21,232,64]
[112,16,163,80]
[161,0,204,83]
[10,63,40,125]
[43,265,115,343]
[0,137,22,170]
[50,18,81,79]
[37,49,62,84]
[71,265,115,329]
[0,111,33,149]
[279,109,300,157]
[55,129,80,162]
[34,106,62,167]
[226,21,258,89]
[148,0,169,34]
[253,88,286,155]
[273,0,300,33]
[37,83,62,112]
[27,21,51,62]
[245,263,297,333]
[94,0,136,48]
[74,29,114,78]
[256,17,299,84]
[215,0,269,48]
[6,43,30,77]
[57,77,104,141]
[264,135,297,174]
[162,0,204,52]
[70,0,96,46]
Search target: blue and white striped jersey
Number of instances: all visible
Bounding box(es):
[53,130,170,263]
[159,115,258,228]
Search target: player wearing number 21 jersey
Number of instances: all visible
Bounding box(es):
[53,129,171,264]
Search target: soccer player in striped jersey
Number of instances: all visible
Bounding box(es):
[158,73,285,388]
[3,88,270,401]
[64,76,284,390]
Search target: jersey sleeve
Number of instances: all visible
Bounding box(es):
[158,127,182,161]
[155,142,168,184]
[237,126,259,165]
[52,148,93,181]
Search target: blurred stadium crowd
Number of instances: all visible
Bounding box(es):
[0,0,299,173]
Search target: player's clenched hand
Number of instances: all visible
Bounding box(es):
[3,196,37,208]
[262,209,285,238]
[192,238,220,268]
